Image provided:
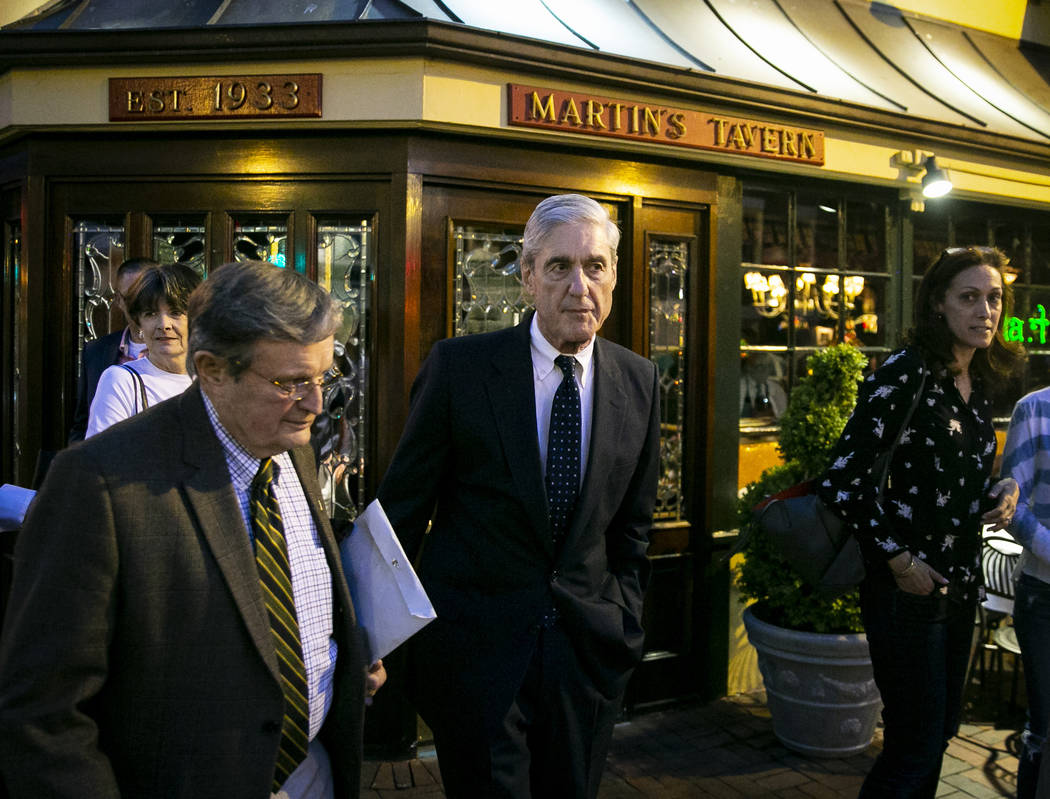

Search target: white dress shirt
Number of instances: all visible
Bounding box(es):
[530,314,595,486]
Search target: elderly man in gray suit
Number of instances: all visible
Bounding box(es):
[0,260,384,799]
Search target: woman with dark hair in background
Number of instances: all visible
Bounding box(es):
[820,246,1024,797]
[87,263,202,437]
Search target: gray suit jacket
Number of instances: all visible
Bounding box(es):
[0,384,367,799]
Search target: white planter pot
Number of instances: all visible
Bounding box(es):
[742,604,882,758]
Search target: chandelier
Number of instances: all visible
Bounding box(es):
[743,268,865,320]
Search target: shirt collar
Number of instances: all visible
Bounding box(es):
[202,390,274,492]
[118,326,147,358]
[529,314,595,386]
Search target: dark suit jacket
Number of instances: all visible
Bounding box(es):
[0,384,367,799]
[378,315,660,708]
[68,329,125,444]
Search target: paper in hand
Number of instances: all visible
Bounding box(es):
[339,499,436,663]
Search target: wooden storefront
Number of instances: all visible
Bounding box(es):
[4,5,1050,753]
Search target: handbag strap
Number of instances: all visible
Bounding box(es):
[119,363,149,413]
[873,364,927,502]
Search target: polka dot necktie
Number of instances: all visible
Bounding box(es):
[546,355,581,543]
[251,458,310,792]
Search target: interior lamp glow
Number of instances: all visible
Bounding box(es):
[921,156,952,198]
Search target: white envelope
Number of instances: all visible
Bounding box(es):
[339,498,436,664]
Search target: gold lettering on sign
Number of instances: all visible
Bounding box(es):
[585,100,606,130]
[531,92,556,122]
[561,97,582,126]
[801,132,816,159]
[508,85,824,166]
[109,75,321,121]
[667,112,686,139]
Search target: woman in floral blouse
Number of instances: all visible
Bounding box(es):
[820,246,1024,798]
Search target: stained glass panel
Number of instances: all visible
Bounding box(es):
[8,222,21,473]
[232,216,289,270]
[453,226,529,336]
[649,237,688,522]
[314,219,372,520]
[153,217,207,276]
[74,219,126,358]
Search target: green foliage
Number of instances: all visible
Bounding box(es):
[736,344,867,634]
[777,344,868,478]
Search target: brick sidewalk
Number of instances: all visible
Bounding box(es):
[362,690,1024,798]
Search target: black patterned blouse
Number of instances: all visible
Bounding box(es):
[818,347,997,599]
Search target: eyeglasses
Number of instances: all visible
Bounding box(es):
[245,365,343,401]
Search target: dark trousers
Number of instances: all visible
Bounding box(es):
[424,621,620,799]
[1016,573,1050,799]
[858,578,977,799]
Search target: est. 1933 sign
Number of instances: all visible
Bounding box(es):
[109,74,322,121]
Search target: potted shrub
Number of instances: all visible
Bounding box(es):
[737,343,882,757]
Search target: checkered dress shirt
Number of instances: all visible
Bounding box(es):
[203,393,337,740]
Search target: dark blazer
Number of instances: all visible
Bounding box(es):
[378,315,660,709]
[0,384,367,799]
[68,328,125,444]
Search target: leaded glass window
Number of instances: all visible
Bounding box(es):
[74,220,126,375]
[8,221,21,473]
[152,216,207,277]
[453,225,528,336]
[233,216,289,270]
[314,219,372,520]
[649,237,688,522]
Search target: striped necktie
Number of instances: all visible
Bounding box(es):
[546,355,581,543]
[251,457,310,792]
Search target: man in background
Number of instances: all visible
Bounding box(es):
[67,256,158,443]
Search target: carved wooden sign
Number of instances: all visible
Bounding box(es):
[109,74,322,121]
[508,83,824,165]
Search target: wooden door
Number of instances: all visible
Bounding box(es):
[41,179,390,521]
[419,181,711,708]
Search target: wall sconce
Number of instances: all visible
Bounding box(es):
[920,156,952,198]
[892,149,954,208]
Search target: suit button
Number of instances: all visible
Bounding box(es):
[262,720,281,733]
[550,570,560,583]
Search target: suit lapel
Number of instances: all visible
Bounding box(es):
[177,386,280,679]
[568,339,627,545]
[484,319,553,555]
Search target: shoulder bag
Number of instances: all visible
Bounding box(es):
[753,367,927,596]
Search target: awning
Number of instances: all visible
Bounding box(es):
[6,0,1050,145]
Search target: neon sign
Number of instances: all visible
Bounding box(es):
[1004,305,1050,345]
